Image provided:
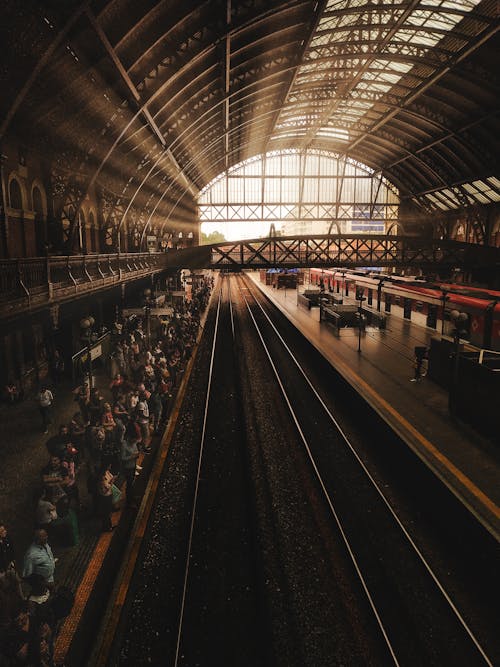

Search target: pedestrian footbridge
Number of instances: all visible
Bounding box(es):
[1,236,498,320]
[170,234,500,273]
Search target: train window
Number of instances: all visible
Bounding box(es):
[427,305,437,329]
[367,288,373,306]
[385,294,391,313]
[403,298,412,320]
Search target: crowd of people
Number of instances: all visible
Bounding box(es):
[0,277,213,666]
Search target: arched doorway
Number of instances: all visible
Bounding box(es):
[9,179,22,209]
[8,177,26,256]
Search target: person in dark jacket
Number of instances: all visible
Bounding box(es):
[0,522,16,576]
[0,568,24,632]
[45,425,73,459]
[120,422,140,507]
[148,388,163,433]
[2,599,54,667]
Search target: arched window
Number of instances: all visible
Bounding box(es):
[198,150,399,240]
[104,224,115,247]
[79,210,87,252]
[9,179,23,209]
[89,212,97,252]
[33,187,44,216]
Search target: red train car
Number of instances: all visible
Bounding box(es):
[309,268,500,350]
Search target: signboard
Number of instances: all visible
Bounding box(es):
[71,332,111,381]
[122,308,145,316]
[150,307,174,317]
[90,344,102,361]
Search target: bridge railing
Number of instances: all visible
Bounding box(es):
[207,235,474,268]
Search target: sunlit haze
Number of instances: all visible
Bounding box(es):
[201,221,283,242]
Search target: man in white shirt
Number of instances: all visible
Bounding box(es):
[136,392,151,452]
[37,385,54,434]
[22,529,56,587]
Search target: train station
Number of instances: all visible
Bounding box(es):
[0,2,499,665]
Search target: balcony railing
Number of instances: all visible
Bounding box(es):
[0,252,168,318]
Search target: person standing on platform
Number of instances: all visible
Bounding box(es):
[136,392,151,452]
[37,385,54,434]
[0,522,17,579]
[22,530,56,588]
[120,422,140,508]
[73,379,90,425]
[51,349,65,385]
[96,467,115,532]
[148,387,163,434]
[411,346,427,382]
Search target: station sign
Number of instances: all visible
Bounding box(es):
[90,344,102,360]
[122,308,145,316]
[150,307,174,317]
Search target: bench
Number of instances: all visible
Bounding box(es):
[297,293,312,310]
[321,306,342,327]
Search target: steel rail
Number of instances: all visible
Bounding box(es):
[235,274,400,665]
[173,285,224,666]
[238,274,494,666]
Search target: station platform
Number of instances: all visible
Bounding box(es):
[247,272,500,541]
[0,368,160,663]
[0,365,187,666]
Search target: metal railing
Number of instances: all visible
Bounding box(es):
[0,252,168,317]
[1,236,498,318]
[207,235,480,269]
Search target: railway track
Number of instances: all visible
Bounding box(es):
[105,273,497,667]
[172,276,264,666]
[237,273,497,666]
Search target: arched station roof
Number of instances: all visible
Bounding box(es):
[1,0,498,230]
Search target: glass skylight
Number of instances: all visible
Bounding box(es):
[271,0,483,146]
[423,178,500,210]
